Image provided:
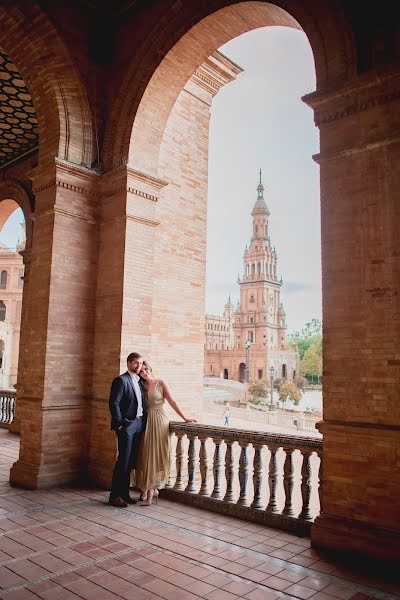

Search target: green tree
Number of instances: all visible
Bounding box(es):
[301,344,322,378]
[287,318,322,360]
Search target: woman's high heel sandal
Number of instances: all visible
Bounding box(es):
[139,488,159,506]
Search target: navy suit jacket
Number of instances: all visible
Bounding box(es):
[109,371,147,431]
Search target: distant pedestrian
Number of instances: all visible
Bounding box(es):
[223,402,231,426]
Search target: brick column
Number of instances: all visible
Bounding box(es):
[10,159,99,488]
[8,248,31,435]
[305,71,400,561]
[88,166,165,487]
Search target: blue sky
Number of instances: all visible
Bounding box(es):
[206,26,321,333]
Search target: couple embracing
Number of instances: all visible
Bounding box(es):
[109,352,196,508]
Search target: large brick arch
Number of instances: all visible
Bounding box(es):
[103,0,355,170]
[0,181,33,250]
[0,2,95,168]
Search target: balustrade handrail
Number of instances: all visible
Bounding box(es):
[164,421,323,537]
[0,389,16,397]
[169,421,322,451]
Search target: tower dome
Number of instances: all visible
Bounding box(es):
[252,169,270,216]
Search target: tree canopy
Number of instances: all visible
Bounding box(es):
[288,318,322,379]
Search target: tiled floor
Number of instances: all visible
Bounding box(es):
[0,429,398,600]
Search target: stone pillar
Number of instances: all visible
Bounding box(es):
[88,166,165,487]
[10,159,99,488]
[305,71,400,562]
[8,248,31,435]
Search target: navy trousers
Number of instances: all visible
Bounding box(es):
[110,417,144,501]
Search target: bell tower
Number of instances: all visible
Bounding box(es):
[233,171,286,357]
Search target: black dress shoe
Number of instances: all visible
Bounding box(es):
[109,496,128,508]
[125,496,140,504]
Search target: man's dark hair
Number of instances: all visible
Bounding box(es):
[127,352,143,362]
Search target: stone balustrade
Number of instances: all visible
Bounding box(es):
[0,389,15,427]
[162,422,323,536]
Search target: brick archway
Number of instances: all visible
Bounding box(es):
[0,181,33,250]
[103,0,355,170]
[0,3,95,168]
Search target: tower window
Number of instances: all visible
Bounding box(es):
[0,301,6,322]
[249,295,254,303]
[0,271,7,289]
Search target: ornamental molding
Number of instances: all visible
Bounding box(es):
[102,186,159,202]
[101,213,159,228]
[32,205,98,225]
[313,132,400,164]
[304,72,400,126]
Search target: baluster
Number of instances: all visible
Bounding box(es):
[282,447,296,517]
[223,439,235,502]
[6,396,11,424]
[199,437,210,496]
[266,445,280,513]
[211,438,223,499]
[166,432,176,488]
[299,450,313,521]
[251,444,264,509]
[173,433,185,490]
[0,395,4,423]
[237,442,250,506]
[185,434,197,493]
[10,396,15,423]
[316,449,323,515]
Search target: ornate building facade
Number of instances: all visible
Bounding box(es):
[0,229,24,389]
[205,174,298,382]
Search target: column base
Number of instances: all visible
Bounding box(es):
[10,457,87,489]
[312,513,400,566]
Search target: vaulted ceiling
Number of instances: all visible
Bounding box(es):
[0,47,38,169]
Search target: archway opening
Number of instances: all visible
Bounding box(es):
[0,200,26,393]
[125,2,325,430]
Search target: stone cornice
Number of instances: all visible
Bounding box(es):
[304,70,400,126]
[102,186,160,202]
[31,158,100,196]
[191,51,243,97]
[102,164,168,188]
[313,132,400,164]
[101,213,159,228]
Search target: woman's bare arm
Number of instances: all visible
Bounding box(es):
[160,380,196,422]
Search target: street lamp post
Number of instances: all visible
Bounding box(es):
[245,340,251,384]
[269,365,275,411]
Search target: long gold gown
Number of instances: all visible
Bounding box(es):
[133,380,170,492]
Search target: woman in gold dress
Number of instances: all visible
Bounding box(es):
[133,362,196,505]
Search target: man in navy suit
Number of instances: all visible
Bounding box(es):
[109,352,146,507]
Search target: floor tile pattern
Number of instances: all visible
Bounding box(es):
[0,429,398,600]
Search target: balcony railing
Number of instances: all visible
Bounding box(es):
[162,422,323,536]
[0,389,15,427]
